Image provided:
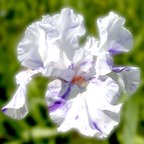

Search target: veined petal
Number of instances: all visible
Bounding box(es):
[83,76,122,138]
[95,52,113,75]
[58,95,98,137]
[46,79,80,125]
[113,66,140,95]
[58,76,121,138]
[97,12,132,54]
[2,85,27,119]
[2,70,40,119]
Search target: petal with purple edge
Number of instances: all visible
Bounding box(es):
[115,66,140,95]
[112,66,125,73]
[2,85,28,119]
[97,12,132,54]
[2,70,40,119]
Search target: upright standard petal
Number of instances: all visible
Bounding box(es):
[42,8,85,45]
[41,8,86,67]
[97,12,133,54]
[18,8,85,71]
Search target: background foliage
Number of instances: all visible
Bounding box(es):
[0,0,144,144]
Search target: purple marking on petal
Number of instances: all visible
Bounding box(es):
[80,60,93,67]
[48,100,65,112]
[61,85,72,99]
[113,67,125,73]
[27,59,44,69]
[108,49,122,55]
[65,24,79,33]
[80,60,94,71]
[48,85,72,112]
[68,63,74,69]
[92,121,102,132]
[75,115,79,120]
[2,108,7,113]
[124,67,131,72]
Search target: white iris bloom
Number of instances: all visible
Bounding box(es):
[2,9,140,139]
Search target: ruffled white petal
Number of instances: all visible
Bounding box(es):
[47,81,96,137]
[58,95,98,137]
[42,8,86,67]
[47,76,121,139]
[95,52,113,76]
[58,76,121,138]
[18,23,45,69]
[2,70,41,119]
[18,21,62,69]
[43,8,85,45]
[88,75,120,105]
[84,77,122,138]
[97,12,132,54]
[18,8,85,71]
[112,67,140,95]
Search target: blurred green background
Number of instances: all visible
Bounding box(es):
[0,0,144,144]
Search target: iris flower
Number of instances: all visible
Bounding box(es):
[2,9,140,139]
